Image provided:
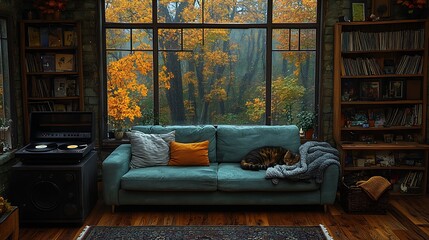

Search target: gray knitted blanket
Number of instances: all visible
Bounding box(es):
[265,141,340,184]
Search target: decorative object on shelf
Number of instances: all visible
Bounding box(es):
[351,1,366,21]
[395,0,427,19]
[114,130,124,140]
[372,0,391,18]
[33,0,68,19]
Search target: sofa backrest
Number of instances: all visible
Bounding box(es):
[132,125,217,162]
[216,125,300,163]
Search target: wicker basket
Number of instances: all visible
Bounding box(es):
[340,180,389,214]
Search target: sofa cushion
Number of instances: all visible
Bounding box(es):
[127,130,175,168]
[217,163,319,192]
[216,125,301,163]
[169,141,210,166]
[132,125,217,162]
[121,164,218,191]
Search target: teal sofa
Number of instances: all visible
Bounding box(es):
[103,125,340,212]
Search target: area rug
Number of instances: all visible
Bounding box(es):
[76,225,333,240]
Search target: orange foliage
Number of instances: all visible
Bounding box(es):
[107,52,152,130]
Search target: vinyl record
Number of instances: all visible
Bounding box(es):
[25,142,58,152]
[58,143,87,151]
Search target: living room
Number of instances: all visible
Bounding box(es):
[0,0,428,239]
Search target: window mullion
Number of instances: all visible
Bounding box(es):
[153,0,159,124]
[266,0,273,125]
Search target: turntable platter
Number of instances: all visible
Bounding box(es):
[25,143,58,152]
[58,143,88,151]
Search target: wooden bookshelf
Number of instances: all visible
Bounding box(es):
[333,20,429,195]
[20,20,84,142]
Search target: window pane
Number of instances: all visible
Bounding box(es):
[204,0,267,23]
[273,0,317,23]
[271,51,316,125]
[106,50,154,130]
[273,29,290,50]
[290,29,299,50]
[300,29,316,50]
[132,29,153,50]
[106,28,131,50]
[158,0,202,23]
[105,0,152,23]
[158,29,182,51]
[159,28,266,125]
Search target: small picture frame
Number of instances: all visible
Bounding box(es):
[384,134,394,143]
[360,81,380,100]
[341,80,358,101]
[372,0,390,18]
[351,2,366,22]
[388,80,404,99]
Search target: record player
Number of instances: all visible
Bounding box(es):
[15,112,95,164]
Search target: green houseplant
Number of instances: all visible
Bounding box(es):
[296,111,316,139]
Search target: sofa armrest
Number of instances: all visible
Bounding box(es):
[319,164,340,204]
[102,144,131,205]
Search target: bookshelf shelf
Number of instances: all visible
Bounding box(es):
[20,20,84,142]
[333,20,429,195]
[341,74,424,79]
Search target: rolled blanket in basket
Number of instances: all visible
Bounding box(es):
[356,176,391,201]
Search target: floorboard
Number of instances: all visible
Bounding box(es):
[16,186,429,240]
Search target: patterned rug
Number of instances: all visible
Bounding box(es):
[77,225,333,240]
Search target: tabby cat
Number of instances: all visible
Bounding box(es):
[240,146,300,170]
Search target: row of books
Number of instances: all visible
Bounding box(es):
[341,57,384,76]
[27,25,77,48]
[384,104,422,127]
[30,76,78,98]
[341,29,424,52]
[26,53,75,72]
[402,171,424,189]
[395,55,423,75]
[342,54,423,76]
[28,101,79,112]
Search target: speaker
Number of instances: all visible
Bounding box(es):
[11,151,98,224]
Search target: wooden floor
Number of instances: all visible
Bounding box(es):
[17,191,429,240]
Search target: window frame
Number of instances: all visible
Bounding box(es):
[0,11,17,150]
[100,0,322,138]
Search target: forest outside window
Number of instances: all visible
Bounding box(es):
[103,0,320,133]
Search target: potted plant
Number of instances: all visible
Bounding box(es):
[33,0,68,19]
[296,111,316,139]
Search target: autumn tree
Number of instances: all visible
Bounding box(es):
[245,76,306,124]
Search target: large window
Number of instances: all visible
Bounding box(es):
[0,17,12,149]
[103,0,320,131]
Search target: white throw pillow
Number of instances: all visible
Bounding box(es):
[127,130,175,168]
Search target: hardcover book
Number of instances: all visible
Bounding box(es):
[54,77,67,97]
[48,27,63,47]
[63,30,76,47]
[55,54,75,72]
[41,54,56,72]
[28,26,40,47]
[40,27,49,47]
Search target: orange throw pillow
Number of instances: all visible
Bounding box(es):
[168,140,210,166]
